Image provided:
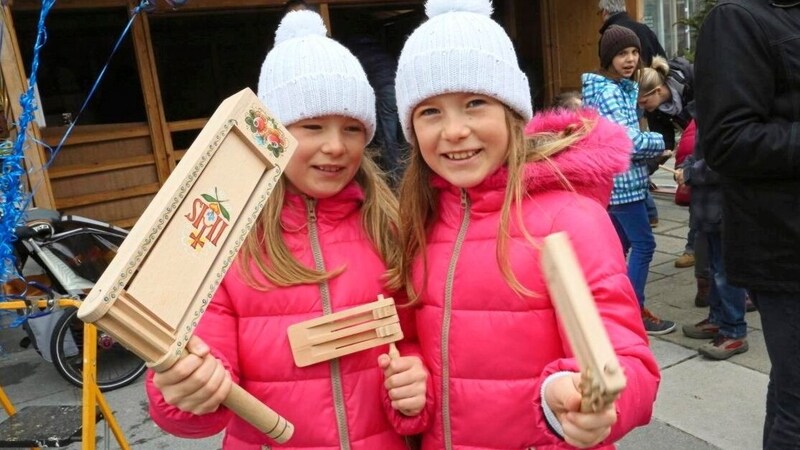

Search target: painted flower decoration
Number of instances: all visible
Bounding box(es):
[245,109,286,158]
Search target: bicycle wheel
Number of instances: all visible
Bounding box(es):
[50,307,148,392]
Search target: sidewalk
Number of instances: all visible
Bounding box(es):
[616,167,768,450]
[0,168,768,449]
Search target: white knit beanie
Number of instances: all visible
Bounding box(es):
[395,0,532,142]
[257,10,376,141]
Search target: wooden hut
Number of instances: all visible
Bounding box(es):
[0,0,641,227]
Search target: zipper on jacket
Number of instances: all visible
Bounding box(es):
[305,197,351,450]
[441,190,471,450]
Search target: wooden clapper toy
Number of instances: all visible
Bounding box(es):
[78,88,296,443]
[541,232,627,413]
[288,295,403,367]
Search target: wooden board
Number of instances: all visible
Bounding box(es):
[541,232,626,413]
[78,87,296,443]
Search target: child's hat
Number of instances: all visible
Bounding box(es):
[257,10,376,141]
[394,0,532,142]
[599,25,641,69]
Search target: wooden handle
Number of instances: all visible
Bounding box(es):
[173,349,294,443]
[225,383,294,443]
[658,164,678,175]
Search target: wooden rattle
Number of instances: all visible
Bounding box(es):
[78,88,296,443]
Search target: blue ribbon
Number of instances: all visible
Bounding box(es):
[0,0,55,286]
[1,0,152,290]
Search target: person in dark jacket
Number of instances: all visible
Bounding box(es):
[597,0,665,67]
[638,56,710,306]
[676,126,749,360]
[695,1,800,447]
[342,31,405,184]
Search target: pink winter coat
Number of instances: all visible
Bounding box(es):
[146,183,431,449]
[410,109,660,450]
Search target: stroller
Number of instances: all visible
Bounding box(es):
[2,208,147,391]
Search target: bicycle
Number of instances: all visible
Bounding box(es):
[2,208,147,392]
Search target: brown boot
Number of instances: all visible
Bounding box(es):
[695,277,710,307]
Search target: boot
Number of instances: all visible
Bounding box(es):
[695,276,710,307]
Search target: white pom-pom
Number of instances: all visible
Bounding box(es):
[275,10,328,45]
[426,0,493,18]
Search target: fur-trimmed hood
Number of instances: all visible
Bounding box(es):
[520,107,631,205]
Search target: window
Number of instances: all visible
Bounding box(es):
[15,7,146,127]
[641,0,702,58]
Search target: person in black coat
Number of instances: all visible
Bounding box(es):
[695,1,800,447]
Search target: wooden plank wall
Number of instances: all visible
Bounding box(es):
[6,0,415,228]
[541,0,641,102]
[8,0,613,227]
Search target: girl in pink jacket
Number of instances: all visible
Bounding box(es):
[146,11,431,449]
[390,1,660,449]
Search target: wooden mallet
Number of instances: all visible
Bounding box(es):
[78,88,296,443]
[541,232,627,413]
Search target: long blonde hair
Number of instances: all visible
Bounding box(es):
[239,152,400,289]
[389,108,595,303]
[639,55,670,93]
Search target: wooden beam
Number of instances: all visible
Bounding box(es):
[12,0,421,12]
[539,0,558,106]
[0,5,54,208]
[166,117,207,133]
[39,122,150,146]
[12,0,127,10]
[319,3,331,34]
[47,154,155,180]
[56,182,160,209]
[129,0,175,182]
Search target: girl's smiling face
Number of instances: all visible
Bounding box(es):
[412,92,509,188]
[285,115,366,199]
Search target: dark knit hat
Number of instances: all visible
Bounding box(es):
[599,25,641,69]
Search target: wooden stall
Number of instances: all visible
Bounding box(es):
[1,0,639,227]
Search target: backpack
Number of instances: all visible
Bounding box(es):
[667,56,694,103]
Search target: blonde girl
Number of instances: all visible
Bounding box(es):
[391,1,660,449]
[146,11,431,449]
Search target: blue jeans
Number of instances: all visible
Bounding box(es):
[685,225,696,254]
[750,291,800,449]
[608,200,655,308]
[704,231,746,338]
[645,190,658,221]
[693,229,710,280]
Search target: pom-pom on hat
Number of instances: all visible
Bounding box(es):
[257,10,376,141]
[395,0,533,142]
[599,25,641,69]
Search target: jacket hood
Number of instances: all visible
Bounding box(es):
[519,108,631,204]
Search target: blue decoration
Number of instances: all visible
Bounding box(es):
[1,0,155,287]
[0,0,55,285]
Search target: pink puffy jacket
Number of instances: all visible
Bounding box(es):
[146,183,431,449]
[410,109,660,450]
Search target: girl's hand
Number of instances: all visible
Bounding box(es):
[152,336,232,415]
[544,372,617,449]
[378,353,428,416]
[675,168,685,185]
